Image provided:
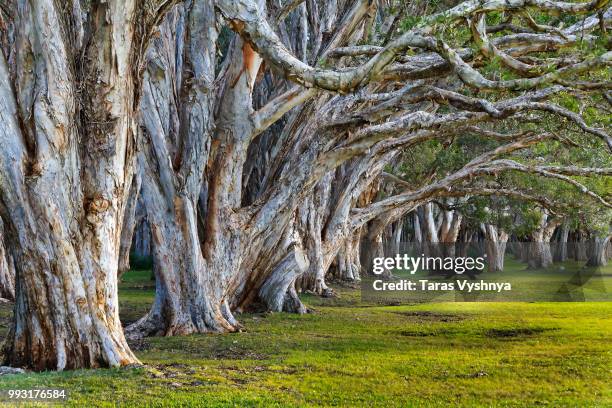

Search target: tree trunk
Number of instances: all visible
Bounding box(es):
[118,169,142,277]
[527,214,559,269]
[334,231,362,282]
[482,224,509,272]
[586,235,610,267]
[132,215,152,259]
[0,0,154,370]
[573,231,589,261]
[0,220,15,301]
[439,206,462,258]
[126,1,240,338]
[259,248,309,313]
[295,179,334,296]
[553,222,569,262]
[126,198,238,337]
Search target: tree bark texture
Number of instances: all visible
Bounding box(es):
[0,219,15,301]
[0,0,169,369]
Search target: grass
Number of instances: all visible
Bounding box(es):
[0,261,610,407]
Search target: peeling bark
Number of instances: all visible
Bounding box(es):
[259,247,309,313]
[0,220,15,301]
[126,1,240,338]
[482,224,509,272]
[0,0,172,370]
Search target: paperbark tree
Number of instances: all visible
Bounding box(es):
[125,0,244,337]
[225,0,610,312]
[586,234,611,267]
[528,212,561,269]
[553,222,570,262]
[482,224,509,272]
[0,0,179,370]
[0,219,15,301]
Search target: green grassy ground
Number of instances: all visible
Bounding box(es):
[0,263,610,407]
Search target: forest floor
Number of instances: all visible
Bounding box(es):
[0,262,610,407]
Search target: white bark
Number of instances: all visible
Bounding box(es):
[126,1,240,338]
[482,224,509,272]
[586,235,610,267]
[528,212,560,269]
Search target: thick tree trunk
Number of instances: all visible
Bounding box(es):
[527,214,559,269]
[0,0,148,370]
[126,198,237,337]
[259,248,309,313]
[295,179,334,296]
[333,231,362,282]
[126,1,240,338]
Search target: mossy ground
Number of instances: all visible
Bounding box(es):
[0,261,610,407]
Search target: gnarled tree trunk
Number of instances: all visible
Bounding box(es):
[0,0,167,370]
[333,230,362,282]
[125,1,241,338]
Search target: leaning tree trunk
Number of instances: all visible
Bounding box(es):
[259,246,310,314]
[118,169,142,277]
[0,0,154,370]
[0,220,15,301]
[586,235,610,267]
